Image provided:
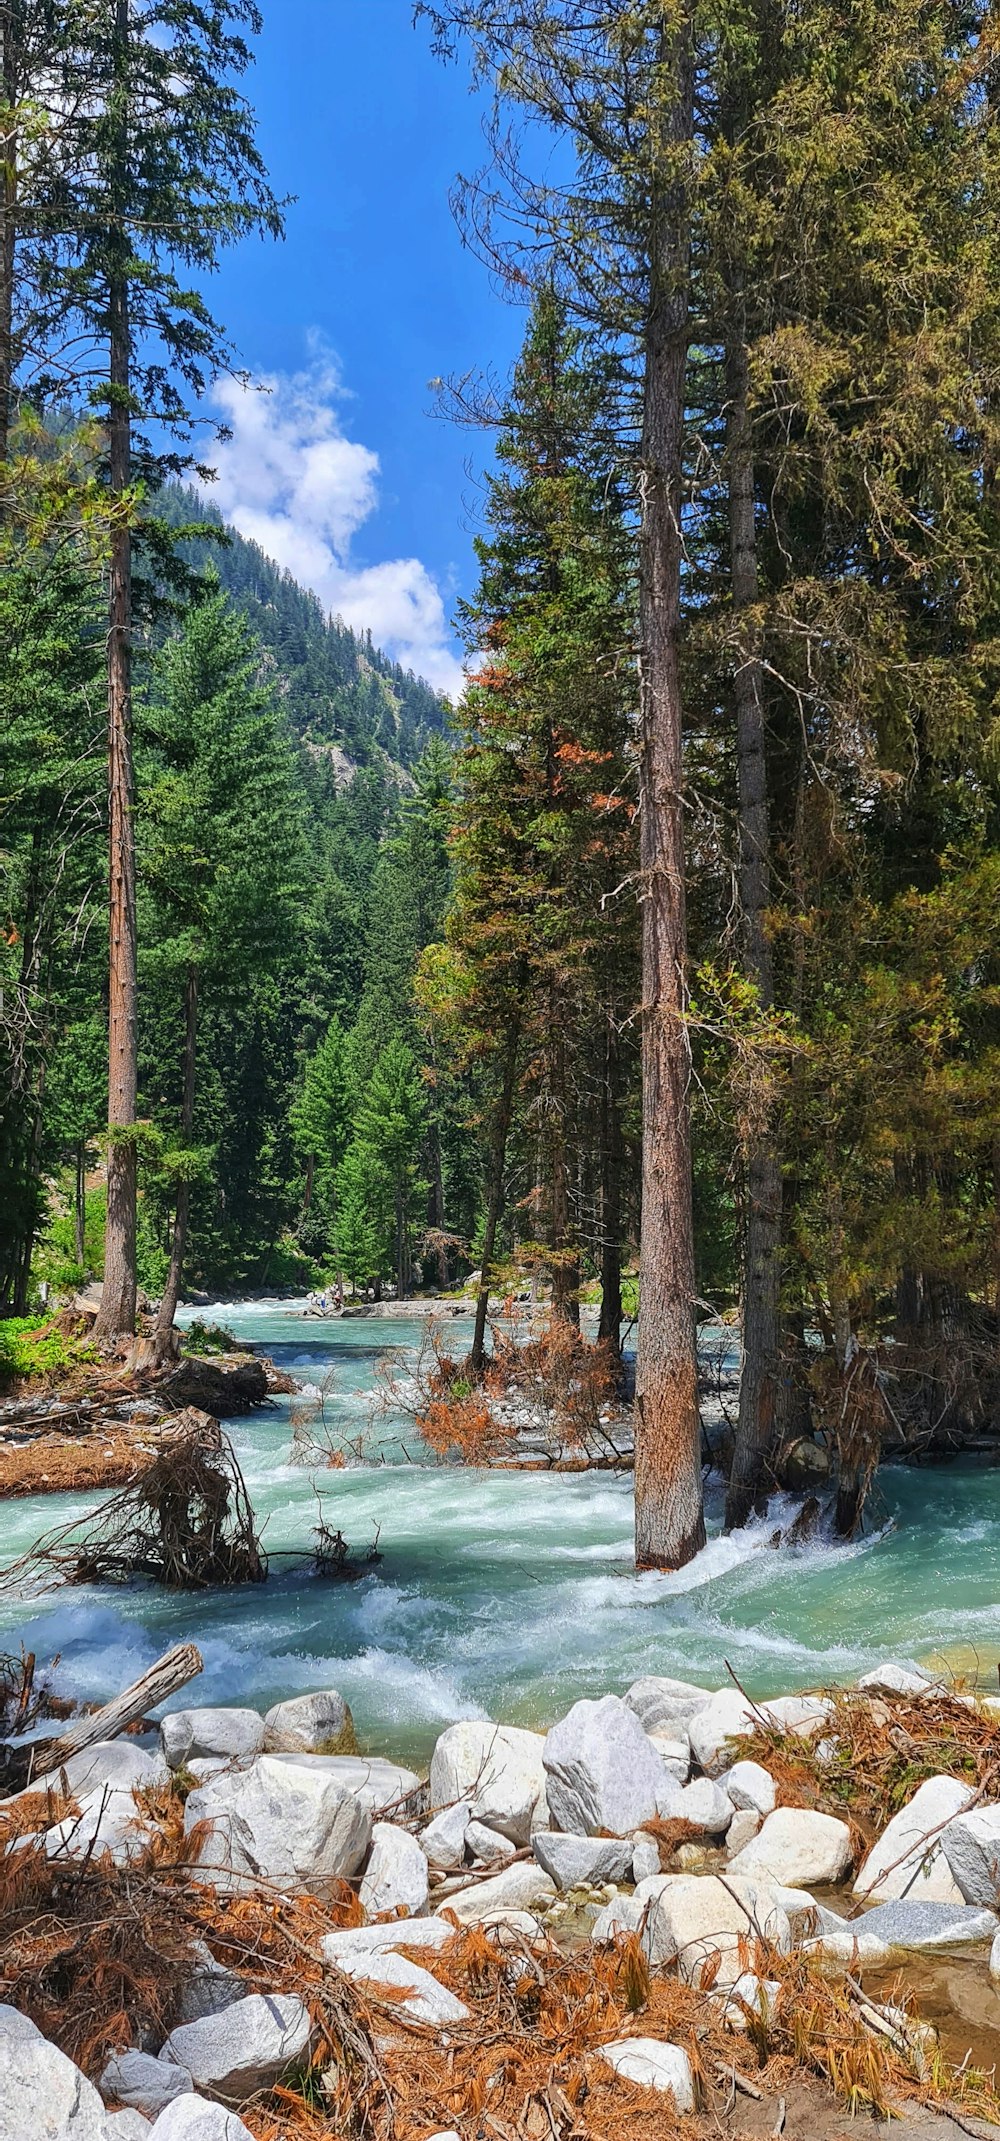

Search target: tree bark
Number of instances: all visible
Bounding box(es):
[155,963,197,1353]
[598,1016,624,1361]
[634,9,705,1571]
[0,1,20,474]
[95,0,137,1341]
[74,1139,86,1266]
[723,320,783,1531]
[8,1643,203,1794]
[470,1004,521,1377]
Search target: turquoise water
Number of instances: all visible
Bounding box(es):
[2,1299,999,1768]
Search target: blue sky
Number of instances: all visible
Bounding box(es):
[201,0,526,695]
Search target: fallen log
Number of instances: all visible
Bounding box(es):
[1,1639,202,1795]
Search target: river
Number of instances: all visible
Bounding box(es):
[1,1300,998,1768]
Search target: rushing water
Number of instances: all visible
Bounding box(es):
[2,1300,999,1769]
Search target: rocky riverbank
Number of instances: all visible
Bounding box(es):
[3,1660,1000,2140]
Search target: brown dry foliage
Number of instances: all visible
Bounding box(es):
[730,1684,1000,1851]
[398,1313,624,1468]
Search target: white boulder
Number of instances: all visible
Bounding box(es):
[631,1837,661,1884]
[145,2104,255,2140]
[429,1723,546,1846]
[991,1930,1000,1982]
[724,1760,776,1817]
[712,1973,781,2031]
[268,1753,421,1816]
[465,1819,516,1865]
[176,1945,245,2026]
[161,1994,312,2103]
[45,1785,147,1868]
[0,2003,109,2139]
[623,1676,713,1735]
[183,1754,371,1894]
[420,1799,472,1871]
[436,1862,556,1926]
[360,1820,430,1917]
[688,1690,757,1775]
[729,1807,852,1886]
[321,1918,453,1967]
[940,1807,1000,1906]
[332,1948,469,2026]
[804,1898,998,1967]
[596,2038,695,2111]
[854,1776,974,1903]
[105,2113,152,2139]
[160,1709,265,1772]
[543,1696,664,1835]
[533,1833,633,1890]
[857,1663,939,1698]
[592,1895,643,1943]
[646,1733,690,1783]
[726,1810,762,1857]
[41,1742,168,1797]
[262,1689,354,1754]
[639,1873,792,1984]
[759,1694,834,1739]
[99,2051,191,2118]
[656,1776,732,1836]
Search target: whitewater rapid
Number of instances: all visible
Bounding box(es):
[1,1300,997,1767]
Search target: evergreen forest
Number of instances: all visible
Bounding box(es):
[3,0,1000,1576]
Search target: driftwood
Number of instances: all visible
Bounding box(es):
[2,1640,202,1795]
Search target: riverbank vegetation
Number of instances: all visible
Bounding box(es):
[3,1,1000,1571]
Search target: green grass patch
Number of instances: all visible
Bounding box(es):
[0,1316,97,1384]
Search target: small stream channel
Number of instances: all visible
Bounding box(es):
[2,1301,999,1771]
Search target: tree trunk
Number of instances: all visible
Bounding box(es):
[598,1017,624,1361]
[723,321,783,1532]
[7,1642,203,1794]
[74,1139,86,1266]
[549,1015,579,1326]
[95,0,137,1342]
[634,8,705,1572]
[470,1005,521,1377]
[155,963,197,1353]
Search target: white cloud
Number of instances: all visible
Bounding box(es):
[202,345,464,698]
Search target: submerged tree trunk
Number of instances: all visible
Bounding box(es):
[634,10,705,1572]
[95,0,137,1342]
[471,1006,522,1377]
[155,964,197,1354]
[723,321,783,1532]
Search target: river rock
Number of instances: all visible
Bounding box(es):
[596,2038,695,2111]
[161,1994,312,2103]
[100,2052,192,2119]
[623,1676,713,1735]
[857,1663,939,1698]
[533,1833,634,1890]
[176,1945,246,2026]
[940,1807,1000,1906]
[262,1690,354,1755]
[420,1799,472,1870]
[160,1709,265,1772]
[465,1819,516,1864]
[104,2114,152,2139]
[592,1894,643,1942]
[360,1821,430,1917]
[853,1776,975,1903]
[436,1862,556,1925]
[759,1694,834,1738]
[656,1776,733,1836]
[45,1784,148,1867]
[991,1930,1000,1981]
[646,1732,690,1782]
[631,1836,661,1883]
[726,1810,762,1857]
[42,1741,169,1797]
[321,1918,454,1966]
[332,1948,469,2026]
[0,2003,109,2139]
[688,1690,758,1775]
[267,1752,421,1816]
[543,1695,664,1835]
[804,1898,998,1966]
[429,1723,546,1845]
[724,1759,776,1816]
[145,2103,255,2140]
[729,1807,852,1886]
[184,1754,371,1894]
[639,1872,792,1983]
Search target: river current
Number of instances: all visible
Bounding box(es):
[2,1300,998,1767]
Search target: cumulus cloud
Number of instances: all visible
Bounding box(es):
[202,345,464,698]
